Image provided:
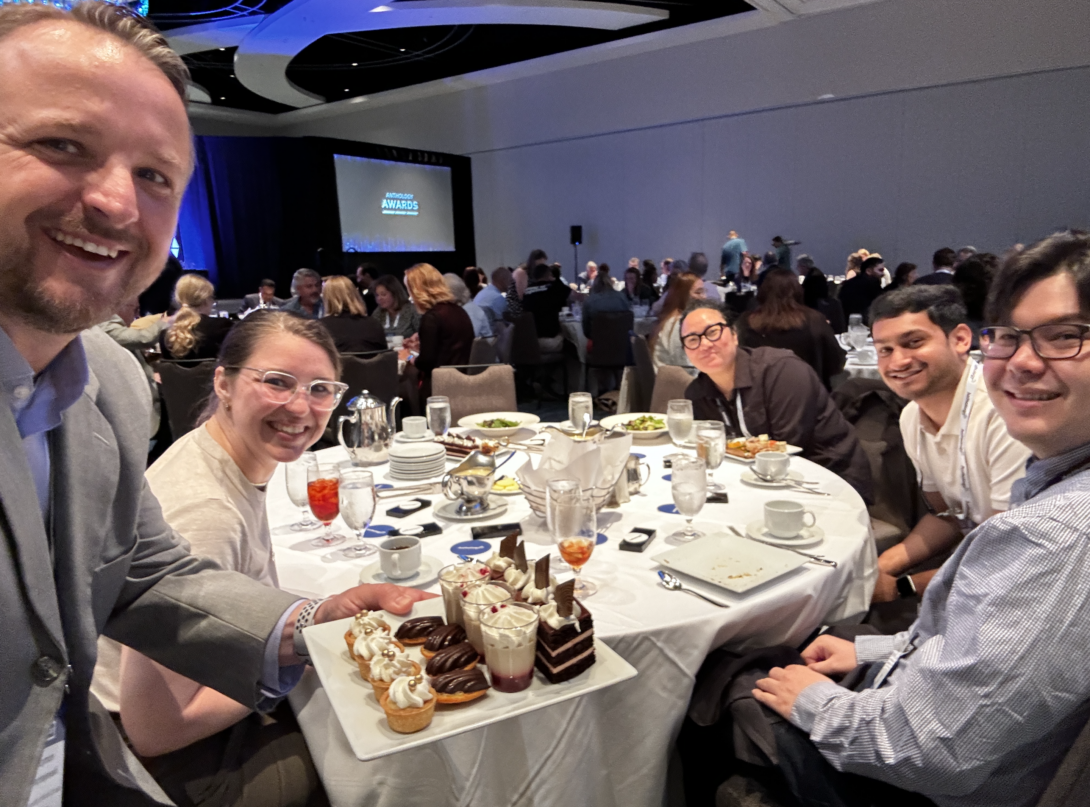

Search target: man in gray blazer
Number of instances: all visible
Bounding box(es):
[242,278,286,312]
[0,5,428,805]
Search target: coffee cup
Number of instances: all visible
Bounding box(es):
[856,346,878,365]
[754,451,790,481]
[763,500,816,539]
[379,536,422,580]
[390,335,404,350]
[403,416,427,439]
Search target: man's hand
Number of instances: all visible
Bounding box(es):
[317,583,437,622]
[871,570,899,604]
[800,634,858,677]
[753,665,832,719]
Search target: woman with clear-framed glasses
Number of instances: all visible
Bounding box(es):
[90,311,362,803]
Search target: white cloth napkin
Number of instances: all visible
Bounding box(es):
[516,431,633,491]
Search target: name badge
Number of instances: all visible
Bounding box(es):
[27,714,64,807]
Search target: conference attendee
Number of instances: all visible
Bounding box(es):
[737,252,758,285]
[443,272,493,338]
[462,266,483,299]
[580,264,631,338]
[796,254,816,275]
[403,264,473,396]
[639,259,661,301]
[953,257,991,343]
[915,247,957,285]
[838,255,885,321]
[92,312,351,805]
[97,297,170,436]
[370,274,420,339]
[720,230,747,279]
[886,261,918,291]
[650,258,689,317]
[772,236,793,272]
[522,260,574,352]
[160,273,233,362]
[650,273,705,376]
[801,266,846,334]
[843,248,870,280]
[320,275,387,353]
[504,265,529,322]
[355,263,379,314]
[624,266,657,306]
[750,230,1090,807]
[688,252,721,302]
[474,266,511,322]
[0,6,431,804]
[579,259,598,287]
[735,268,846,389]
[657,257,674,290]
[242,279,284,312]
[279,267,324,319]
[869,285,1030,609]
[954,245,978,267]
[681,303,872,500]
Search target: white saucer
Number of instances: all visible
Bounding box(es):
[434,499,508,522]
[740,469,805,489]
[745,519,824,548]
[358,556,443,588]
[395,431,436,443]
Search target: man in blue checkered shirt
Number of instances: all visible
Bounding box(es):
[753,230,1090,807]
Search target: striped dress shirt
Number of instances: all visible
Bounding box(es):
[792,441,1090,806]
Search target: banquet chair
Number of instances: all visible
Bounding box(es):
[468,337,499,367]
[649,365,695,413]
[317,350,399,447]
[631,335,656,412]
[587,310,634,395]
[431,365,516,423]
[508,312,567,402]
[158,359,216,439]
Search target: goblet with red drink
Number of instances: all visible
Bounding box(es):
[307,463,346,547]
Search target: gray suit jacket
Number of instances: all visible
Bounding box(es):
[0,329,300,806]
[242,292,286,310]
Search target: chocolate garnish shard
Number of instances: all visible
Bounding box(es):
[514,541,528,572]
[499,532,518,559]
[535,555,550,588]
[555,579,576,617]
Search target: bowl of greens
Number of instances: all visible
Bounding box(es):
[600,412,669,440]
[457,411,541,438]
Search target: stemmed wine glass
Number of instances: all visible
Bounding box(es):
[670,455,707,543]
[285,452,320,531]
[307,463,346,547]
[426,395,451,437]
[667,399,694,447]
[546,477,581,570]
[695,420,727,493]
[335,467,378,559]
[551,490,598,598]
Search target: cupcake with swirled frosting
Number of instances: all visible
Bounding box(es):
[369,647,422,700]
[380,674,437,734]
[352,628,403,679]
[344,610,390,656]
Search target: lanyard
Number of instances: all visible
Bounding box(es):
[385,310,400,330]
[927,361,980,528]
[713,389,751,439]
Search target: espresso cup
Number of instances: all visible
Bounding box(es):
[754,451,790,481]
[379,536,422,580]
[403,416,427,438]
[764,500,817,539]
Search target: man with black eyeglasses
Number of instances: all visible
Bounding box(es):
[749,231,1090,807]
[679,302,873,501]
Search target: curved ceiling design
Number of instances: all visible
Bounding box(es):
[229,0,668,108]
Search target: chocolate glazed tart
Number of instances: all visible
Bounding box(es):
[425,642,480,676]
[422,624,468,658]
[432,668,490,703]
[395,616,445,645]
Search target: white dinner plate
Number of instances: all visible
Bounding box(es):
[434,500,508,522]
[652,532,809,594]
[599,412,669,440]
[458,412,541,438]
[721,444,804,464]
[358,556,443,588]
[739,469,805,489]
[302,599,638,762]
[745,519,825,548]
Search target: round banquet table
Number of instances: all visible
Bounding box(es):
[274,428,877,807]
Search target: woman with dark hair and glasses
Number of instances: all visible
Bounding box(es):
[92,311,418,806]
[678,301,873,500]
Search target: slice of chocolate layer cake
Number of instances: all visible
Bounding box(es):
[535,580,595,683]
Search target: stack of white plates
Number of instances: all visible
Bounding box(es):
[388,441,446,480]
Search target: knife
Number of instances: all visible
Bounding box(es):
[728,525,838,568]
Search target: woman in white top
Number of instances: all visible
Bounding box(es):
[650,272,706,376]
[94,311,427,807]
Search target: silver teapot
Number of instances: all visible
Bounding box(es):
[337,390,402,466]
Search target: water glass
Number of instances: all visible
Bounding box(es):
[426,395,451,437]
[666,399,695,446]
[568,392,593,429]
[285,452,320,531]
[695,420,727,491]
[551,491,598,598]
[335,467,378,559]
[307,463,346,547]
[670,455,707,543]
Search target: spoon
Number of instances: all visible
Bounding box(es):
[657,570,730,607]
[750,469,830,496]
[580,411,591,440]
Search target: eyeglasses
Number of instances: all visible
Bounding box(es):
[979,323,1090,360]
[229,367,348,411]
[681,322,727,351]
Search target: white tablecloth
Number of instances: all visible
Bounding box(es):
[273,430,876,807]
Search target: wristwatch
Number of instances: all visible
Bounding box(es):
[293,597,329,661]
[895,575,917,599]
